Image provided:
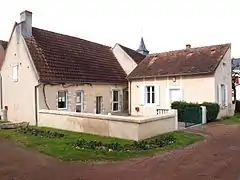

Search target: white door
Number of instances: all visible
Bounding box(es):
[169,89,181,104]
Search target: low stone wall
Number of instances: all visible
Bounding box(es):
[0,122,29,129]
[38,110,178,141]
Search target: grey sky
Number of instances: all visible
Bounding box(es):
[0,0,239,57]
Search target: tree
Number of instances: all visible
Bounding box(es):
[232,58,240,104]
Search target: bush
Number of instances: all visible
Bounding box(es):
[235,100,240,113]
[201,102,220,122]
[171,101,200,121]
[16,127,65,138]
[71,134,177,152]
[171,101,220,123]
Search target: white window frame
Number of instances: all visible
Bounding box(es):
[76,90,84,112]
[145,85,155,104]
[112,90,120,112]
[57,91,68,109]
[12,65,19,82]
[218,84,228,107]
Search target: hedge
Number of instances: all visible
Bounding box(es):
[235,100,240,113]
[171,101,220,123]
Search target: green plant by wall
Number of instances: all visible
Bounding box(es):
[171,101,220,123]
[201,102,220,122]
[171,101,200,122]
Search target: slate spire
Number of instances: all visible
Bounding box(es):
[136,37,149,55]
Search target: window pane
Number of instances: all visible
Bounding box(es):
[113,102,118,111]
[147,86,151,93]
[58,102,66,109]
[152,92,155,103]
[58,91,66,108]
[76,105,82,112]
[76,91,83,103]
[147,92,151,103]
[151,86,155,93]
[113,91,118,101]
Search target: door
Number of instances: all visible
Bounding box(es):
[96,96,103,114]
[76,91,84,112]
[123,89,129,112]
[169,88,181,104]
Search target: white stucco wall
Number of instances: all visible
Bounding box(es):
[112,44,137,75]
[38,83,128,115]
[213,48,234,117]
[130,75,215,116]
[1,25,39,125]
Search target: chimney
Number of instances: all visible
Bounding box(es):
[20,10,32,37]
[186,44,191,49]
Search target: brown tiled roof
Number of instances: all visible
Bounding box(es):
[24,27,127,83]
[128,43,230,79]
[118,44,146,64]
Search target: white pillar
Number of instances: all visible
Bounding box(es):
[174,109,178,130]
[201,106,207,124]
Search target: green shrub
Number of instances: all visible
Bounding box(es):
[201,102,220,122]
[71,134,177,152]
[171,101,200,121]
[16,127,65,138]
[171,101,220,123]
[235,100,240,113]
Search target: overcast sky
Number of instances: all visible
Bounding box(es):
[0,0,239,57]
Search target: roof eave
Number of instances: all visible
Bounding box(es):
[127,71,215,80]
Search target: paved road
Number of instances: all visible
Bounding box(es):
[0,123,240,180]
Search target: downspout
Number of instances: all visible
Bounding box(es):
[129,81,131,115]
[43,84,50,110]
[34,83,41,126]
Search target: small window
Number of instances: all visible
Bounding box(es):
[58,91,67,109]
[112,90,120,111]
[12,65,18,82]
[145,86,155,104]
[76,91,84,112]
[221,84,226,106]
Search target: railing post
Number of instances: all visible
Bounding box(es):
[201,106,207,124]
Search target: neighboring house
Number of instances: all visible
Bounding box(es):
[127,44,233,118]
[1,10,145,125]
[0,40,8,109]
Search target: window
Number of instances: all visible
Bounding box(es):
[96,96,103,114]
[76,91,84,112]
[58,91,67,109]
[218,84,227,106]
[112,90,120,111]
[145,86,155,104]
[12,65,18,82]
[221,84,226,106]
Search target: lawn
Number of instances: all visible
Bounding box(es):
[218,115,240,125]
[0,127,203,162]
[0,121,8,124]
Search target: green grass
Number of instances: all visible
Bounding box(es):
[218,115,240,125]
[0,127,203,162]
[0,121,8,124]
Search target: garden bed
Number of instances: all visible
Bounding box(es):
[0,126,203,161]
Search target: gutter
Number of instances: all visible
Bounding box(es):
[127,71,215,81]
[129,81,131,115]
